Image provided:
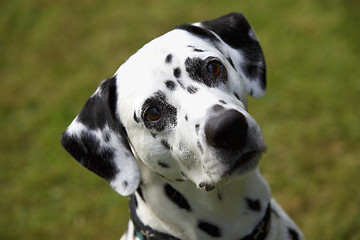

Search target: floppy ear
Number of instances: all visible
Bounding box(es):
[182,12,266,98]
[61,76,140,196]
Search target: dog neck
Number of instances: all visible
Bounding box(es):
[129,164,272,240]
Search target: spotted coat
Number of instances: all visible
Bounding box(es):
[62,12,304,240]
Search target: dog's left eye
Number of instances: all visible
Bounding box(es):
[145,107,162,121]
[207,60,222,77]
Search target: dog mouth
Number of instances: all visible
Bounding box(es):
[198,150,263,192]
[222,150,262,177]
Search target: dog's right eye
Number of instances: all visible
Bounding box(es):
[145,107,162,121]
[207,60,222,78]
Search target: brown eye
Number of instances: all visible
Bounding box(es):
[207,60,222,77]
[145,107,161,121]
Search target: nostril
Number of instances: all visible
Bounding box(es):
[205,110,248,150]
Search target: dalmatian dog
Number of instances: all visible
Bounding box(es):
[61,12,304,240]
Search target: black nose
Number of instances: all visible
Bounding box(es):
[205,109,248,150]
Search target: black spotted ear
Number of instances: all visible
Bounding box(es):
[61,76,140,196]
[190,12,266,98]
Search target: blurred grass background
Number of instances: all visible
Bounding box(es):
[1,0,359,239]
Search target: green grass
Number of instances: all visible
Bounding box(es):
[1,0,359,239]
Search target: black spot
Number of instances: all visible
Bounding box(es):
[176,24,221,47]
[197,141,204,154]
[194,48,205,52]
[185,57,202,83]
[76,94,106,130]
[245,198,261,212]
[164,184,192,211]
[219,100,227,104]
[165,80,177,91]
[173,68,181,78]
[151,132,157,138]
[187,45,205,52]
[227,57,235,68]
[217,191,222,201]
[187,85,198,94]
[133,194,138,208]
[165,54,173,64]
[61,131,119,182]
[123,181,128,188]
[133,111,140,123]
[103,131,111,142]
[76,77,120,130]
[185,57,227,88]
[185,115,188,121]
[195,124,200,134]
[158,161,170,168]
[249,89,254,96]
[234,92,240,100]
[136,187,145,202]
[176,80,186,89]
[161,140,171,150]
[197,220,221,237]
[142,91,177,132]
[181,172,187,178]
[176,178,185,182]
[288,228,300,240]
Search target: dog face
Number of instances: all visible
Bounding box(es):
[62,13,267,196]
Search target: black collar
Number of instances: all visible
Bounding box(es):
[130,195,181,240]
[130,195,271,240]
[241,203,271,240]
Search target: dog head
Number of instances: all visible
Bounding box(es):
[61,13,267,196]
